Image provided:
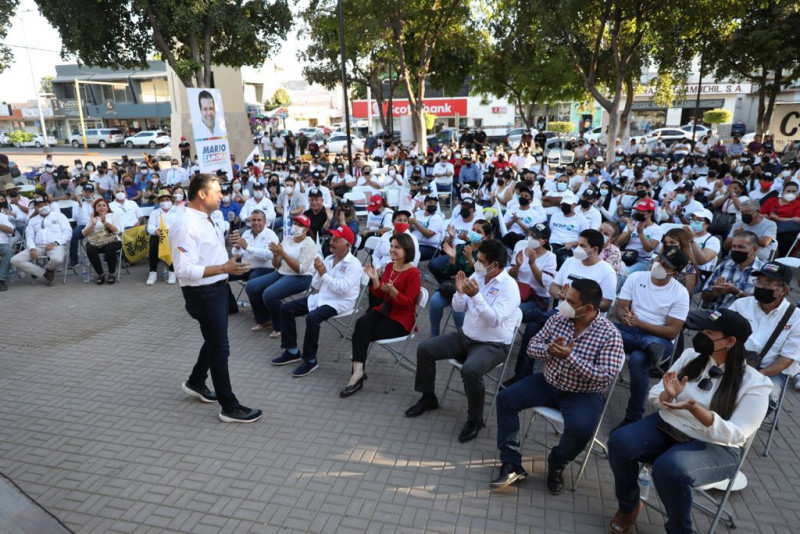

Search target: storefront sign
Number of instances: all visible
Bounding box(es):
[632,99,725,110]
[770,103,800,149]
[22,107,54,118]
[638,83,752,97]
[352,98,468,118]
[491,106,507,114]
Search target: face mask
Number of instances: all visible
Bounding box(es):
[602,233,610,244]
[254,191,264,200]
[556,182,567,192]
[39,206,51,216]
[782,170,791,177]
[558,300,584,319]
[285,186,295,194]
[76,165,83,170]
[599,188,609,197]
[124,181,133,186]
[174,193,184,201]
[497,179,505,186]
[151,179,159,185]
[650,262,668,280]
[672,173,681,182]
[0,202,7,210]
[783,193,797,202]
[741,213,754,224]
[426,205,437,214]
[636,190,647,198]
[723,178,732,186]
[388,170,396,176]
[519,197,531,207]
[233,183,241,190]
[690,220,707,234]
[730,250,750,264]
[222,195,231,203]
[676,193,687,203]
[658,166,667,172]
[527,237,541,249]
[691,332,719,357]
[291,225,306,237]
[760,180,772,190]
[473,261,489,276]
[579,199,591,209]
[615,157,622,162]
[460,208,471,219]
[467,230,483,244]
[572,246,588,261]
[754,286,778,304]
[560,204,572,215]
[172,165,179,171]
[160,201,172,210]
[115,192,126,201]
[86,165,94,171]
[619,165,628,171]
[394,222,409,234]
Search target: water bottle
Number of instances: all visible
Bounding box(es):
[638,465,651,501]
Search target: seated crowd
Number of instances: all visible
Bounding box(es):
[2,135,799,533]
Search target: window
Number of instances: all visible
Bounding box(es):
[63,85,76,99]
[139,78,169,103]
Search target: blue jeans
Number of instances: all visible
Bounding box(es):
[512,300,555,379]
[428,255,452,284]
[69,225,85,265]
[429,289,464,336]
[615,323,674,421]
[182,281,240,411]
[245,271,312,326]
[0,243,11,282]
[608,412,741,534]
[279,297,338,362]
[418,244,437,262]
[765,372,788,413]
[496,373,604,470]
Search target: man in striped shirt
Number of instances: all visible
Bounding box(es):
[490,279,624,494]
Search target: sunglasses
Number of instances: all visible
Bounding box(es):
[698,365,723,391]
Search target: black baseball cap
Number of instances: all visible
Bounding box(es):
[693,309,752,344]
[530,222,551,239]
[753,262,792,285]
[307,188,323,198]
[660,247,689,272]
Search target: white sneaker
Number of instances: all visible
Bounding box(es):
[168,272,177,284]
[146,272,158,285]
[794,374,800,392]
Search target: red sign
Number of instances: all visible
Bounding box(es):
[351,98,468,118]
[491,106,507,114]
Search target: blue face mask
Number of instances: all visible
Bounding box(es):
[467,230,482,244]
[554,173,562,179]
[615,157,622,162]
[689,221,705,233]
[658,166,667,172]
[599,188,609,197]
[676,193,686,203]
[557,182,567,192]
[589,175,598,184]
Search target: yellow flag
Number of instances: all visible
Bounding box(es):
[158,214,172,266]
[122,225,149,264]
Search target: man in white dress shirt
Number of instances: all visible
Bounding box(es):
[11,198,72,285]
[406,239,521,443]
[146,190,184,285]
[171,174,262,423]
[109,186,144,229]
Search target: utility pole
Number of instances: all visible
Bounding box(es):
[337,0,354,174]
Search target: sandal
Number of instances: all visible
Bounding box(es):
[609,500,643,533]
[96,274,106,285]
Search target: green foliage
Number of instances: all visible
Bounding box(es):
[8,130,34,144]
[703,109,732,125]
[0,0,19,73]
[265,88,291,109]
[548,122,574,136]
[40,75,53,94]
[35,0,292,87]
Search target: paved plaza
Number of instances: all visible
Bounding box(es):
[0,261,797,534]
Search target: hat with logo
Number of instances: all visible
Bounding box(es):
[531,222,551,239]
[692,309,752,344]
[336,163,345,172]
[753,261,792,285]
[293,214,311,228]
[634,197,657,211]
[367,194,385,212]
[307,187,323,198]
[659,247,689,272]
[329,225,355,246]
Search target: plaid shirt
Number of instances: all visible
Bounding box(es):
[701,257,765,311]
[528,314,624,393]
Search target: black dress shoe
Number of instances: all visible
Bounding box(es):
[490,463,527,489]
[458,419,486,443]
[339,374,368,398]
[404,395,438,418]
[547,466,564,495]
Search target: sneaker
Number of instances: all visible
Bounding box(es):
[181,381,217,403]
[0,281,6,291]
[490,463,528,489]
[218,405,262,423]
[251,322,272,332]
[271,350,302,366]
[292,359,318,377]
[269,330,282,339]
[794,374,800,392]
[168,272,177,284]
[146,271,158,285]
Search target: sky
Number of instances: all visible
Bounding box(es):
[0,0,307,104]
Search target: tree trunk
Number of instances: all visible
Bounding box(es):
[618,75,635,140]
[764,70,782,136]
[756,68,768,135]
[203,17,213,87]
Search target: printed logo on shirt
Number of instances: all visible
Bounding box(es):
[552,220,577,232]
[177,246,188,253]
[486,286,500,297]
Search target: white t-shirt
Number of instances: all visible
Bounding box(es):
[577,205,602,230]
[553,257,618,304]
[549,212,589,246]
[503,203,546,235]
[365,208,393,232]
[510,241,557,297]
[412,210,445,247]
[625,222,664,259]
[619,271,690,328]
[693,233,720,272]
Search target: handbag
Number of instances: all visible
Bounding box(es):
[438,279,457,300]
[708,211,736,236]
[87,228,118,248]
[621,249,639,266]
[746,303,796,368]
[516,280,534,302]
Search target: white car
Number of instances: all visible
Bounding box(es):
[583,126,606,146]
[325,133,365,154]
[69,128,125,148]
[14,134,48,147]
[642,128,689,146]
[0,132,10,146]
[124,130,170,148]
[155,145,173,160]
[544,138,575,166]
[740,132,756,145]
[298,127,324,141]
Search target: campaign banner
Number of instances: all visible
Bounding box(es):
[187,88,233,178]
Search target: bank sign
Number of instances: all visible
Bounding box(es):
[351,98,468,118]
[770,103,800,150]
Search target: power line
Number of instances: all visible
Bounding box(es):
[4,43,62,53]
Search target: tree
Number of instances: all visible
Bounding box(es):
[470,0,585,129]
[548,122,574,136]
[35,0,292,88]
[703,109,732,134]
[264,88,292,110]
[0,0,18,74]
[710,1,800,135]
[40,75,53,94]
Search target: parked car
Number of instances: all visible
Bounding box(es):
[0,132,10,146]
[680,124,712,137]
[14,134,48,148]
[324,133,365,154]
[731,122,747,137]
[544,138,575,166]
[124,130,171,148]
[740,132,756,145]
[426,128,457,152]
[373,130,402,144]
[155,145,173,161]
[69,128,125,148]
[642,127,689,147]
[298,127,325,141]
[583,126,606,146]
[8,160,20,178]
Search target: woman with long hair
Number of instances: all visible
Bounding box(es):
[661,228,698,294]
[607,309,771,534]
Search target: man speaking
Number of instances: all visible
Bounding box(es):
[172,173,262,423]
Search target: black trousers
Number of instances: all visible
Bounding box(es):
[351,310,409,365]
[86,241,122,275]
[149,235,174,272]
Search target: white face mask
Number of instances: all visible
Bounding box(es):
[174,193,184,201]
[115,192,126,201]
[572,246,589,261]
[233,183,241,190]
[285,186,294,194]
[254,191,264,200]
[650,262,668,280]
[222,195,231,203]
[160,201,172,210]
[291,225,306,237]
[527,237,541,250]
[38,206,51,216]
[783,193,797,202]
[557,300,584,319]
[473,261,488,276]
[388,170,397,176]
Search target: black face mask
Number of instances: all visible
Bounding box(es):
[692,332,718,357]
[560,204,572,215]
[0,202,7,210]
[730,250,750,264]
[632,211,646,222]
[496,179,504,186]
[672,174,681,181]
[742,170,752,177]
[754,286,778,304]
[636,190,647,198]
[741,213,754,224]
[519,197,531,207]
[8,191,18,198]
[460,208,471,219]
[426,205,437,214]
[124,181,133,186]
[579,199,591,209]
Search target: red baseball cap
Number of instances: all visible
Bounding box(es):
[634,197,657,211]
[366,195,384,212]
[293,214,311,227]
[329,225,355,246]
[180,136,186,141]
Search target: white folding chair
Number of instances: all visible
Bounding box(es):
[642,432,757,534]
[440,309,524,426]
[761,374,790,457]
[330,274,370,362]
[363,235,382,265]
[140,206,155,218]
[378,288,430,393]
[781,232,800,258]
[521,356,625,491]
[344,191,367,218]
